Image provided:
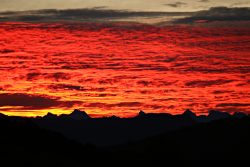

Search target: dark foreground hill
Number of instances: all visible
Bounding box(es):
[0,113,98,166]
[0,110,249,166]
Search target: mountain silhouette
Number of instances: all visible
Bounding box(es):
[60,109,90,120]
[138,110,146,117]
[44,112,58,119]
[233,111,248,118]
[43,109,90,120]
[181,109,197,120]
[31,109,248,146]
[1,109,249,166]
[208,110,231,120]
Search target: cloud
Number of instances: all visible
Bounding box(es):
[181,66,250,74]
[1,6,249,24]
[137,80,153,87]
[45,72,71,81]
[98,78,118,85]
[133,63,169,71]
[0,8,183,22]
[84,102,143,109]
[198,0,209,3]
[48,84,84,91]
[216,103,250,107]
[115,102,142,107]
[26,72,41,81]
[144,104,165,110]
[215,103,250,113]
[174,7,250,23]
[212,90,234,94]
[164,2,187,8]
[0,18,249,117]
[0,85,12,91]
[0,49,15,53]
[25,72,71,81]
[152,98,177,102]
[185,79,234,87]
[0,93,81,110]
[97,93,117,97]
[231,2,250,7]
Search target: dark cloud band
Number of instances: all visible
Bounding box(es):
[173,7,250,23]
[0,8,187,22]
[0,93,81,110]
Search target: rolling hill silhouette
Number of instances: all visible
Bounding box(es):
[0,109,249,166]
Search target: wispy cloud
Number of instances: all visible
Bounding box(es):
[185,79,234,87]
[198,0,209,3]
[164,2,187,8]
[217,103,250,107]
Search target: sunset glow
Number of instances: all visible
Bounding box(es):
[0,22,250,117]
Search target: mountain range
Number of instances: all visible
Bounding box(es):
[0,109,249,166]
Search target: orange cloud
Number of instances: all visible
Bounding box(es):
[0,22,250,117]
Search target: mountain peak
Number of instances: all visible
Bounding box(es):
[68,109,90,120]
[138,110,146,117]
[71,109,83,114]
[44,112,57,119]
[182,109,196,119]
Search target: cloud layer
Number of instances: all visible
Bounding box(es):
[0,22,249,117]
[0,8,190,23]
[174,7,250,23]
[0,7,249,24]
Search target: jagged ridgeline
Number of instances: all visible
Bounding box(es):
[0,109,249,166]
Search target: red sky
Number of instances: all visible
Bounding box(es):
[0,22,250,117]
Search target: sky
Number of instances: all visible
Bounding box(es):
[0,0,250,12]
[0,1,249,117]
[0,22,249,117]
